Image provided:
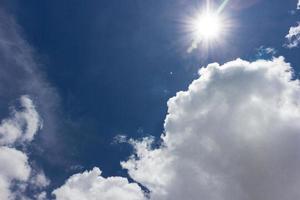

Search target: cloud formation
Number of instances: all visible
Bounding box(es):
[1,2,300,199]
[56,57,300,200]
[0,6,60,155]
[0,5,59,199]
[121,57,300,200]
[298,0,300,9]
[0,95,41,145]
[0,95,48,199]
[0,146,31,199]
[284,23,300,48]
[53,167,145,200]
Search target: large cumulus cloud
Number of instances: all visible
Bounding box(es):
[121,57,300,200]
[56,57,300,200]
[1,2,299,199]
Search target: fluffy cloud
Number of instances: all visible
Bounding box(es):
[121,57,300,200]
[0,96,48,200]
[0,95,41,145]
[298,0,300,9]
[54,57,300,200]
[284,23,300,48]
[0,146,31,199]
[53,167,145,200]
[30,170,50,189]
[0,147,31,181]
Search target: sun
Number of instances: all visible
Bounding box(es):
[185,2,233,52]
[193,12,222,40]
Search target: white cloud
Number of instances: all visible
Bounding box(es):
[0,147,31,181]
[284,1,300,48]
[54,57,300,200]
[284,23,300,48]
[35,192,47,200]
[0,95,41,145]
[0,95,48,200]
[53,167,146,200]
[0,146,31,199]
[121,57,300,200]
[30,170,50,189]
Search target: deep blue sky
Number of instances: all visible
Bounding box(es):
[3,0,300,191]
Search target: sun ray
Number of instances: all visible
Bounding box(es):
[217,0,230,14]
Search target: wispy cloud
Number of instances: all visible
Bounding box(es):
[256,46,277,59]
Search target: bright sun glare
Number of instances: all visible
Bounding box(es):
[194,12,222,40]
[186,1,232,52]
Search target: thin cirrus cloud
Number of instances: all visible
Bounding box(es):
[55,57,300,200]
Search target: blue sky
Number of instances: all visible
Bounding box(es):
[1,0,300,199]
